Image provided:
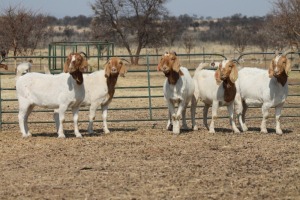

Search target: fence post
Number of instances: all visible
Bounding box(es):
[147,54,153,120]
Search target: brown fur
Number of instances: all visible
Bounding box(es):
[63,52,88,73]
[0,63,8,70]
[223,79,237,102]
[157,52,184,85]
[269,55,291,86]
[215,60,238,102]
[104,57,127,100]
[63,52,88,85]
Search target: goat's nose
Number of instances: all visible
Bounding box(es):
[111,67,117,73]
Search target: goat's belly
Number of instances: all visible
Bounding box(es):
[244,98,263,106]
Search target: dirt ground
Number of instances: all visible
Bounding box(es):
[0,117,300,200]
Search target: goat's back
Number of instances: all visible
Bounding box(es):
[237,68,288,105]
[16,72,84,108]
[193,69,225,104]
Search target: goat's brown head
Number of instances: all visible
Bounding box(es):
[157,52,183,76]
[104,57,128,78]
[63,52,88,85]
[0,63,8,70]
[63,52,88,74]
[269,49,292,80]
[214,59,238,85]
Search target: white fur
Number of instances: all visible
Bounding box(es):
[16,73,85,138]
[235,67,288,134]
[191,61,240,133]
[163,66,195,134]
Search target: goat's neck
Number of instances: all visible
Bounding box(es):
[70,70,83,85]
[222,79,236,102]
[106,75,119,99]
[165,70,180,85]
[275,72,288,87]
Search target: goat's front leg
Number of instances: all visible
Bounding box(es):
[72,107,82,138]
[18,103,33,138]
[275,103,284,134]
[260,104,270,133]
[181,102,189,130]
[88,103,98,134]
[101,105,110,134]
[227,103,240,133]
[168,101,180,134]
[57,106,67,138]
[234,94,248,132]
[209,101,219,133]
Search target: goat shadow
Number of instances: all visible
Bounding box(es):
[245,127,293,134]
[32,127,138,138]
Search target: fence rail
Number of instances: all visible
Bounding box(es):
[0,52,299,130]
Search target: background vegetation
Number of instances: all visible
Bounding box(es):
[0,0,300,64]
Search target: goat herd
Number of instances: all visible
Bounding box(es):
[12,48,292,138]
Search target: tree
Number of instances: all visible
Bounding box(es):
[0,5,49,57]
[90,0,169,64]
[271,0,300,45]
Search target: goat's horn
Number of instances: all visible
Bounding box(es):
[282,48,293,56]
[231,59,240,64]
[80,52,88,59]
[120,58,130,63]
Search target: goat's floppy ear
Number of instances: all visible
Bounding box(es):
[171,54,181,73]
[119,61,127,77]
[104,59,110,78]
[80,58,88,72]
[229,63,238,83]
[214,64,222,85]
[63,55,71,73]
[268,59,275,78]
[285,59,292,76]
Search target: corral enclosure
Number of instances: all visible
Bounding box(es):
[0,47,300,199]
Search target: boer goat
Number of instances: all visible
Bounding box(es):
[16,52,88,138]
[157,52,195,134]
[191,60,240,133]
[65,57,127,134]
[234,49,293,134]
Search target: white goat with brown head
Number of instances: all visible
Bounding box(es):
[16,52,88,138]
[157,52,195,134]
[191,59,240,133]
[54,57,128,134]
[234,48,293,134]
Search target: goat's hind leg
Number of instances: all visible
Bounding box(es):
[18,103,33,138]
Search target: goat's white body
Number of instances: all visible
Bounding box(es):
[191,68,240,133]
[16,72,85,138]
[163,67,195,134]
[235,67,288,134]
[81,70,112,134]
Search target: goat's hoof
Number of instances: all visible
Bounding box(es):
[76,134,83,138]
[167,124,173,131]
[209,129,216,134]
[104,129,110,134]
[57,135,66,138]
[193,126,198,131]
[260,129,268,134]
[276,130,283,135]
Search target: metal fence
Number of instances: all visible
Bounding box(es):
[0,52,299,131]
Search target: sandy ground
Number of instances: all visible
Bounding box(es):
[0,117,300,200]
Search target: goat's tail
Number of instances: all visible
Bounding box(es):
[195,62,211,73]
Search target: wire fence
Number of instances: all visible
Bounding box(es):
[0,52,299,132]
